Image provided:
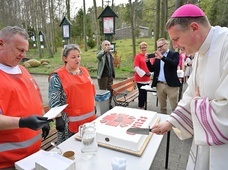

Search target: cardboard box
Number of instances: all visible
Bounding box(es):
[15,150,76,170]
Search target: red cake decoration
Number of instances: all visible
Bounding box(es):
[100,113,136,127]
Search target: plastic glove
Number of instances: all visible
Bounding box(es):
[19,115,49,130]
[42,123,50,139]
[55,117,65,132]
[145,72,151,77]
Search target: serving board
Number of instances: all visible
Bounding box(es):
[75,132,153,157]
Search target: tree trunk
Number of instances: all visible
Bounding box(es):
[39,0,53,58]
[155,0,160,49]
[164,0,168,39]
[129,0,136,59]
[161,0,165,38]
[66,0,70,19]
[49,0,57,55]
[83,0,88,51]
[93,0,101,50]
[169,0,184,51]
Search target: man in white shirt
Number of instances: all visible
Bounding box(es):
[146,38,180,114]
[152,4,228,170]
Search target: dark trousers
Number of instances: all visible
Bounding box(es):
[136,83,149,108]
[98,76,113,105]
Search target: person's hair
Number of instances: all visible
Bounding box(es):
[139,41,148,48]
[62,44,81,63]
[156,38,168,44]
[102,40,110,47]
[0,26,29,42]
[166,16,211,31]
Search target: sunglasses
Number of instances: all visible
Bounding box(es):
[62,44,80,56]
[157,43,166,49]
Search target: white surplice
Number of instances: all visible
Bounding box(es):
[167,26,228,170]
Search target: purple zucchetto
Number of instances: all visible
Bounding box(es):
[172,4,205,18]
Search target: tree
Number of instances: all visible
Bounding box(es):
[129,0,137,59]
[48,0,57,54]
[72,9,84,41]
[93,0,101,50]
[1,0,224,59]
[200,0,228,26]
[160,0,168,39]
[154,0,160,49]
[83,0,87,51]
[66,0,70,19]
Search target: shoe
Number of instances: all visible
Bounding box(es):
[109,105,113,109]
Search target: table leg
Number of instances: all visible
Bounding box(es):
[178,80,183,101]
[145,91,148,110]
[165,131,170,169]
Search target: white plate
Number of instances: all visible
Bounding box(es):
[43,104,68,120]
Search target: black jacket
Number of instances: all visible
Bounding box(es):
[146,51,181,88]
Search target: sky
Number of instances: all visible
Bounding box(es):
[71,0,130,14]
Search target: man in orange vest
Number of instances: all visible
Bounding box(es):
[0,26,50,169]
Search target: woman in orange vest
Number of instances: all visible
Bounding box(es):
[49,44,96,144]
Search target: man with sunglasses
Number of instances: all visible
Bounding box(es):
[147,38,181,114]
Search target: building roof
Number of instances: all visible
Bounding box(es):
[98,6,118,19]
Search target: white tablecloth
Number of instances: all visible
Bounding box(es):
[57,107,168,170]
[15,107,169,170]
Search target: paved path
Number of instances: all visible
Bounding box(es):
[32,74,192,170]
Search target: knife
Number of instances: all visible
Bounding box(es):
[126,117,161,135]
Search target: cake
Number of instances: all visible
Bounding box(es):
[94,106,158,152]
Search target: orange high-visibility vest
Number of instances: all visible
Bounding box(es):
[0,66,43,168]
[56,66,96,133]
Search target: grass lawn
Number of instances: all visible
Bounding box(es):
[25,37,155,79]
